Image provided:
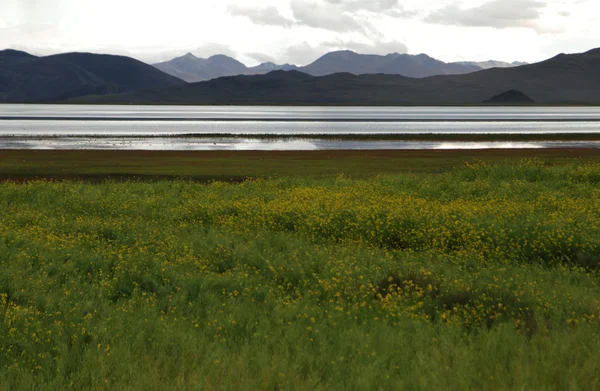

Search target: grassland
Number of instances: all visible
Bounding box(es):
[1,153,600,389]
[3,148,600,181]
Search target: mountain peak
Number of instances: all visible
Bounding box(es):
[484,90,535,104]
[152,49,533,84]
[326,50,358,57]
[0,49,36,59]
[208,54,235,60]
[415,53,434,59]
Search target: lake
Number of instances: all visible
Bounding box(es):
[1,105,600,150]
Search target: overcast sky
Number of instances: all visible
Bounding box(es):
[1,0,598,66]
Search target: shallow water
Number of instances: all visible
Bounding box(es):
[2,137,600,151]
[1,120,600,137]
[2,104,600,121]
[2,105,600,150]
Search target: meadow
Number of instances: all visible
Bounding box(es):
[1,157,600,389]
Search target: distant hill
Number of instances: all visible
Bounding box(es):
[81,48,600,105]
[153,53,301,82]
[0,51,185,102]
[300,51,481,78]
[0,49,36,64]
[484,90,535,103]
[152,50,528,82]
[248,62,300,74]
[153,53,248,83]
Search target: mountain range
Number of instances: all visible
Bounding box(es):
[1,47,599,104]
[152,51,526,82]
[0,50,184,102]
[79,48,600,105]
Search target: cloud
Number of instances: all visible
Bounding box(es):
[284,42,324,65]
[290,0,368,33]
[0,23,71,54]
[227,5,293,28]
[287,0,417,36]
[246,52,277,64]
[323,0,416,16]
[283,39,409,64]
[324,0,396,11]
[426,0,549,32]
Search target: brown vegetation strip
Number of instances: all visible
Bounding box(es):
[2,148,600,159]
[2,148,600,182]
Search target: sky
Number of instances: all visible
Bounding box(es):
[0,0,598,66]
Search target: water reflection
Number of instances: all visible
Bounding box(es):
[1,137,600,151]
[3,104,600,120]
[1,120,600,137]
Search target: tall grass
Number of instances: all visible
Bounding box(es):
[1,159,599,390]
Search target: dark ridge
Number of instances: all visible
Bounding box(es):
[83,46,594,105]
[0,49,37,59]
[261,70,314,81]
[484,90,535,103]
[0,51,185,102]
[585,48,600,55]
[45,52,185,91]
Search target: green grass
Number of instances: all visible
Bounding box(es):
[1,159,600,390]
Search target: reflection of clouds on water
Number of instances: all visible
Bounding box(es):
[433,142,544,149]
[0,137,321,151]
[1,138,600,151]
[3,105,600,121]
[233,139,318,151]
[3,120,600,138]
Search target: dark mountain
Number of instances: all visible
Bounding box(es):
[0,49,37,64]
[79,48,600,105]
[153,53,248,82]
[0,51,185,102]
[299,51,482,77]
[248,62,300,73]
[484,90,535,103]
[46,53,184,92]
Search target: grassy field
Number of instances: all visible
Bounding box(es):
[1,153,600,389]
[3,148,600,180]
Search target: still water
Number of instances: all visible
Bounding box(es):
[3,138,600,151]
[1,120,600,137]
[2,105,600,121]
[1,105,600,150]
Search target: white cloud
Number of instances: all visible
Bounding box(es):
[324,0,416,16]
[290,0,369,33]
[228,5,293,27]
[246,52,278,64]
[426,0,551,33]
